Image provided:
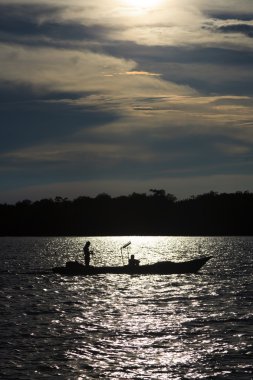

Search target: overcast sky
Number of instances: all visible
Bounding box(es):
[0,0,253,202]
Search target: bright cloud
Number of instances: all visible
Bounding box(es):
[0,42,196,98]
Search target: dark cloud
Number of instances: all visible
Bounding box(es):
[0,3,112,47]
[2,125,252,192]
[218,23,253,38]
[103,40,253,67]
[103,42,253,95]
[0,95,120,153]
[0,80,88,102]
[202,8,253,38]
[0,4,61,35]
[207,11,253,22]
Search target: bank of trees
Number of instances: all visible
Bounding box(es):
[0,190,252,236]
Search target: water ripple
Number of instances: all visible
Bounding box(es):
[0,236,252,379]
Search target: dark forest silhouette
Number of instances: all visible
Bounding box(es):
[0,190,252,236]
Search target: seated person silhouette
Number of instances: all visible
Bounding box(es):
[128,254,140,267]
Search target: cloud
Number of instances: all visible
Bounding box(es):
[1,1,253,51]
[0,0,252,202]
[0,43,131,93]
[0,2,114,49]
[216,143,251,155]
[125,71,160,76]
[2,95,252,181]
[204,18,253,38]
[0,98,120,153]
[0,41,197,98]
[111,21,253,49]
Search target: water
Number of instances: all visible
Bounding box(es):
[0,236,252,379]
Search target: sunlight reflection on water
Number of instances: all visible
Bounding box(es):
[0,236,252,379]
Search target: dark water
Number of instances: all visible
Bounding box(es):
[0,236,252,379]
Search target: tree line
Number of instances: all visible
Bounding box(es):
[0,190,252,236]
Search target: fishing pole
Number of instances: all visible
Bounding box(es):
[120,241,131,265]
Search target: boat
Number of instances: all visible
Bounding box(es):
[52,256,212,276]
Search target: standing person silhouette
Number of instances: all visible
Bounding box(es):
[83,241,93,267]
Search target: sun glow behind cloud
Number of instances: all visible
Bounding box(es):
[120,0,164,12]
[124,0,161,7]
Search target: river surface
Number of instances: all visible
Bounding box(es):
[0,236,252,379]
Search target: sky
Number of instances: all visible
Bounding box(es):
[0,0,253,202]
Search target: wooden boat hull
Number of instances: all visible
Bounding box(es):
[52,256,212,276]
